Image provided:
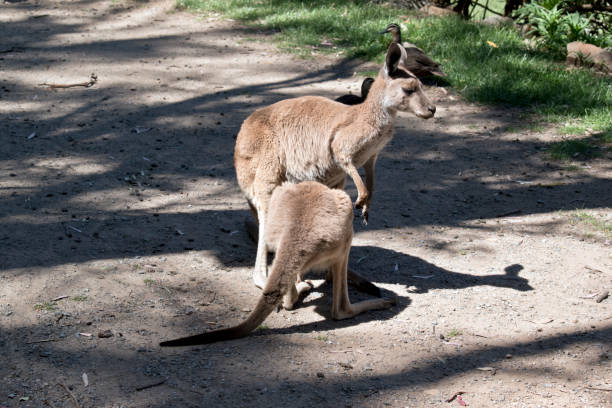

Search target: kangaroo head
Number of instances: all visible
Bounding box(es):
[381,43,436,119]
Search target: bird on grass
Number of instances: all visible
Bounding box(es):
[380,23,446,78]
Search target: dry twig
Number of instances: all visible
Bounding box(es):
[39,73,97,89]
[57,383,80,408]
[26,337,59,344]
[586,386,612,392]
[135,379,166,391]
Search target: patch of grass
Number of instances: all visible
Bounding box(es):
[561,163,581,171]
[178,0,410,59]
[558,110,612,140]
[446,328,463,338]
[33,302,57,311]
[549,138,600,160]
[356,70,378,78]
[143,278,156,285]
[256,323,269,331]
[570,211,612,237]
[548,129,611,161]
[71,295,88,302]
[315,334,328,342]
[178,0,612,135]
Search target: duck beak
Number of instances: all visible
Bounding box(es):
[380,28,390,34]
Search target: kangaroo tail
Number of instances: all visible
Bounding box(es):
[159,291,280,346]
[160,237,303,347]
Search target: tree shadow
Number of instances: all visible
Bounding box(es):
[2,318,610,406]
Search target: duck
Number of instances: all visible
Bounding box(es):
[380,23,445,78]
[335,77,375,105]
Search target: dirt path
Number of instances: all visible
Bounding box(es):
[1,0,611,406]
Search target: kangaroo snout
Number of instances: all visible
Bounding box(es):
[415,103,436,119]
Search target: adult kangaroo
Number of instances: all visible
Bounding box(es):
[160,182,396,347]
[235,43,436,289]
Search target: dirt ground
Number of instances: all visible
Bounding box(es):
[1,0,611,407]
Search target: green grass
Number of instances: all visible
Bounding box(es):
[71,295,88,302]
[548,131,611,160]
[143,278,156,285]
[549,139,597,160]
[570,211,612,237]
[446,328,463,338]
[178,0,612,137]
[33,302,57,311]
[178,0,407,59]
[561,163,581,171]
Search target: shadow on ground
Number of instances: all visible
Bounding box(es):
[1,319,610,406]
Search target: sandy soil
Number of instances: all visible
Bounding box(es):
[1,0,611,407]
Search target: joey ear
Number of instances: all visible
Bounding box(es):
[385,43,402,76]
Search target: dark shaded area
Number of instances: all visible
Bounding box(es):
[1,318,610,406]
[1,1,611,276]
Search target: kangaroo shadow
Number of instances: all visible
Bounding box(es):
[255,280,411,337]
[256,246,531,338]
[349,245,533,293]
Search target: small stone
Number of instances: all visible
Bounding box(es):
[316,372,325,378]
[98,329,113,338]
[505,353,512,359]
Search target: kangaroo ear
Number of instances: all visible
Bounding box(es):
[385,43,402,76]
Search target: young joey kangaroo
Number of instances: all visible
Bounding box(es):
[235,43,436,289]
[160,182,395,347]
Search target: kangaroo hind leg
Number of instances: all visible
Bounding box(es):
[331,247,395,320]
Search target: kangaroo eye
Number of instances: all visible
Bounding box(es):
[403,88,415,95]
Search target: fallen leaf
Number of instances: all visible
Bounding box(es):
[133,126,152,134]
[446,391,465,402]
[596,291,609,303]
[487,40,498,48]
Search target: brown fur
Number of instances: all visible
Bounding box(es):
[160,182,395,347]
[235,44,436,288]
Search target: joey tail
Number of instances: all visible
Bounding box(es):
[159,292,279,346]
[160,237,304,347]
